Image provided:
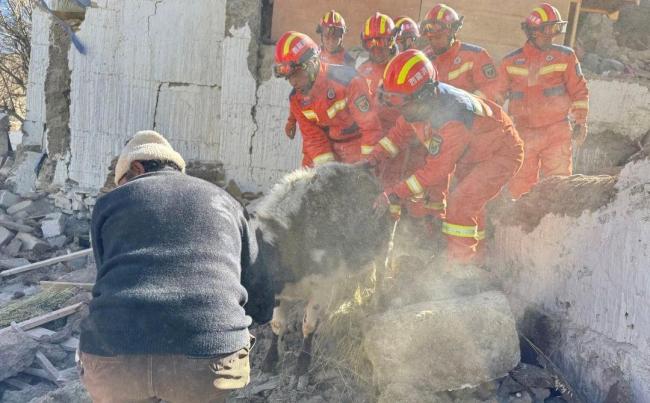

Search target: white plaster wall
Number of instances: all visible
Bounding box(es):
[66,0,301,192]
[490,159,650,402]
[587,78,650,140]
[22,8,51,148]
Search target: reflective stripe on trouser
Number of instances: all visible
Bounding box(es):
[509,120,572,199]
[445,136,523,263]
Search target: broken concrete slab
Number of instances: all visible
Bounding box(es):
[5,152,44,196]
[363,291,520,395]
[0,328,39,382]
[0,190,21,209]
[41,213,65,239]
[7,200,33,215]
[15,233,47,251]
[0,258,31,270]
[3,238,23,257]
[0,226,14,246]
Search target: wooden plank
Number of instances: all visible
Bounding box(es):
[0,249,92,278]
[35,351,61,384]
[2,302,84,332]
[40,281,94,290]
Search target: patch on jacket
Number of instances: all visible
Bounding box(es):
[482,63,497,79]
[427,135,443,156]
[546,54,555,62]
[514,59,526,65]
[354,95,370,113]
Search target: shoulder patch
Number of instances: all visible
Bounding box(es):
[503,47,524,60]
[354,95,370,113]
[460,43,483,53]
[327,64,358,85]
[427,135,443,156]
[482,63,497,79]
[551,44,574,55]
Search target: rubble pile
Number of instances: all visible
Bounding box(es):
[578,10,650,78]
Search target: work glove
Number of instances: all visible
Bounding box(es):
[374,192,401,221]
[572,123,588,147]
[284,119,296,140]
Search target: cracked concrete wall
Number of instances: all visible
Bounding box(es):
[63,0,301,192]
[489,160,650,402]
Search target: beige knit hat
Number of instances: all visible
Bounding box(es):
[114,130,186,185]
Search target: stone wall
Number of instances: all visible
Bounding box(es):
[489,160,650,402]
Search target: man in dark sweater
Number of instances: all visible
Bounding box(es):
[78,131,273,403]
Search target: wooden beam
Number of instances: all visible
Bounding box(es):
[40,281,94,290]
[0,302,84,333]
[0,249,92,278]
[35,351,61,384]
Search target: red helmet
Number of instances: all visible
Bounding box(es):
[420,4,463,36]
[394,16,420,39]
[361,12,397,49]
[379,49,437,106]
[522,3,567,36]
[316,10,347,35]
[274,31,320,77]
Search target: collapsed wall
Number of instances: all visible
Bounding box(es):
[12,0,302,201]
[489,159,650,402]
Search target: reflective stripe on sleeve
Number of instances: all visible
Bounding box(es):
[313,152,335,165]
[539,63,567,75]
[506,66,529,76]
[571,100,588,109]
[361,145,374,155]
[442,221,478,238]
[378,137,399,157]
[326,99,347,119]
[405,175,425,195]
[448,62,474,81]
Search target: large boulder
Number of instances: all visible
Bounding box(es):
[363,290,520,396]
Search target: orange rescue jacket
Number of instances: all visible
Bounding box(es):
[290,62,383,164]
[424,41,500,102]
[368,84,523,199]
[498,42,589,129]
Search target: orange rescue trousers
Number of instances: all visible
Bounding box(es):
[444,136,523,264]
[509,120,572,199]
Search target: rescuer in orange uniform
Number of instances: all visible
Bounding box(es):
[500,3,589,198]
[284,10,356,142]
[420,4,501,101]
[394,16,420,52]
[356,13,430,209]
[274,31,382,166]
[367,50,524,263]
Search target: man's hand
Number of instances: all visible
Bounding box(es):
[284,120,296,140]
[572,123,588,147]
[373,192,401,220]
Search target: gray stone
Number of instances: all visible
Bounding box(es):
[509,392,533,403]
[3,238,23,256]
[29,380,91,403]
[7,200,33,215]
[510,364,556,389]
[2,382,56,403]
[0,257,31,269]
[41,213,65,238]
[530,387,551,402]
[46,235,68,248]
[0,328,39,381]
[363,291,520,394]
[600,58,626,73]
[0,225,14,246]
[0,190,21,209]
[16,232,47,251]
[603,380,633,403]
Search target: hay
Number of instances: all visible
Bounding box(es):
[0,288,77,328]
